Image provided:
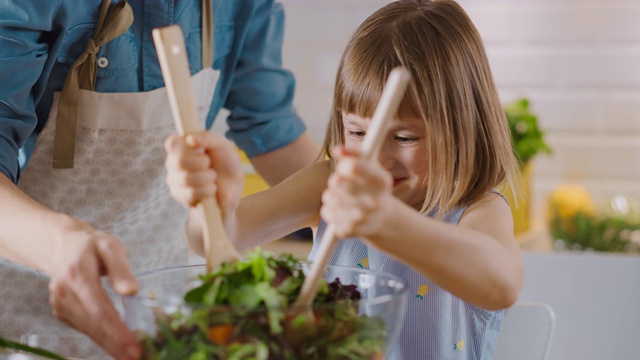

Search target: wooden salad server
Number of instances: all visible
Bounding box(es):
[294,67,411,311]
[152,25,241,272]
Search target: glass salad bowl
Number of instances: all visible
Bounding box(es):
[120,251,408,359]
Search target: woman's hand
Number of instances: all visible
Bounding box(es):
[48,219,141,360]
[164,131,244,217]
[320,146,393,238]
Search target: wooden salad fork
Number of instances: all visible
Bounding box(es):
[152,25,241,272]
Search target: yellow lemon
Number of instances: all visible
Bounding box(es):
[547,183,595,219]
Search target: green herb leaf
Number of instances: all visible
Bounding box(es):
[0,337,67,360]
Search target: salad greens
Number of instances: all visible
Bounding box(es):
[138,249,387,359]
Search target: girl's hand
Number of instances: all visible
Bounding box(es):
[320,146,393,238]
[48,219,141,360]
[164,131,244,217]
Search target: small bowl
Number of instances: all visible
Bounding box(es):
[121,264,408,359]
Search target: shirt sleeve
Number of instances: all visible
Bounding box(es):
[221,0,306,158]
[0,2,61,183]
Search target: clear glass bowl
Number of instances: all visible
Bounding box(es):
[120,264,408,359]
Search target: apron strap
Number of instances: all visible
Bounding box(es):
[52,0,133,169]
[202,0,214,69]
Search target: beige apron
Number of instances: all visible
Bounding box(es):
[0,0,218,357]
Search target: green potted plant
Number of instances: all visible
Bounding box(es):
[503,98,552,235]
[505,98,552,166]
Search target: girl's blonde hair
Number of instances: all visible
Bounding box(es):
[322,0,521,218]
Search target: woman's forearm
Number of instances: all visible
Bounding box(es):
[0,174,81,274]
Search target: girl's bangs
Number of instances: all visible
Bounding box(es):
[336,67,419,120]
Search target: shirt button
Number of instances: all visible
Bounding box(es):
[97,57,109,68]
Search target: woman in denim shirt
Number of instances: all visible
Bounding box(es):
[0,1,317,358]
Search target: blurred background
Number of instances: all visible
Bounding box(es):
[278,0,640,232]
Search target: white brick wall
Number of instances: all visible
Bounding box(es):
[277,0,640,227]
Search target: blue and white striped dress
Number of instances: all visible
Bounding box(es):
[308,204,503,360]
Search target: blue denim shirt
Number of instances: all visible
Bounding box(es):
[0,0,305,183]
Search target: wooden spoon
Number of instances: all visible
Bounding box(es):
[152,25,241,272]
[293,67,411,312]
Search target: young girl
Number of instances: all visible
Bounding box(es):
[165,0,524,358]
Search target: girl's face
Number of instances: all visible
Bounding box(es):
[342,112,428,210]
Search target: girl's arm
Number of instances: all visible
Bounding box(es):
[368,193,523,311]
[165,132,328,254]
[232,160,328,251]
[321,150,524,311]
